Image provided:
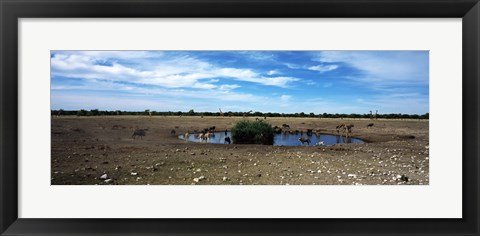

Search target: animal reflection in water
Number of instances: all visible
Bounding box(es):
[336,135,353,144]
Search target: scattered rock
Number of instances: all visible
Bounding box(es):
[131,172,138,176]
[100,174,108,180]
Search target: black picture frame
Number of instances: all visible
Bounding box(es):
[1,0,479,235]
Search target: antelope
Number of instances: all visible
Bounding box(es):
[298,137,311,145]
[224,136,231,144]
[336,124,354,137]
[132,129,146,139]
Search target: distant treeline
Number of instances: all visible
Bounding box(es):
[51,109,429,120]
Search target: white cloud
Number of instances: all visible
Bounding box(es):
[280,95,292,101]
[51,52,300,90]
[284,63,300,69]
[307,64,339,72]
[240,51,276,61]
[219,84,241,91]
[267,70,280,75]
[314,51,429,86]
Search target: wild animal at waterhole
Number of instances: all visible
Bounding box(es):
[298,137,311,145]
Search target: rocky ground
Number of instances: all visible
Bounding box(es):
[51,116,429,185]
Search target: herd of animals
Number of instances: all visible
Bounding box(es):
[130,122,376,146]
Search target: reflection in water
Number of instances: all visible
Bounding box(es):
[179,132,363,146]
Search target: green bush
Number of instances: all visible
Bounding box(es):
[231,120,274,145]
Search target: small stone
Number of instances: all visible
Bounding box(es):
[223,177,229,181]
[100,174,108,180]
[104,179,113,183]
[131,172,138,176]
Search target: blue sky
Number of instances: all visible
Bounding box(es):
[51,50,429,114]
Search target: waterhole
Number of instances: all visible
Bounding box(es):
[179,131,364,146]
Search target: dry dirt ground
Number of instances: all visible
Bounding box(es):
[51,116,429,185]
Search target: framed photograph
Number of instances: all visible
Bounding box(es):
[1,0,478,235]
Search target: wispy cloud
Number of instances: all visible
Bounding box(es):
[314,51,429,87]
[307,64,339,72]
[51,51,300,90]
[267,70,280,75]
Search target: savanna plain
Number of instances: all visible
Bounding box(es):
[51,116,429,185]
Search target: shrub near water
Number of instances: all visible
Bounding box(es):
[231,120,275,145]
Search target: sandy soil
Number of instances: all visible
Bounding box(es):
[51,116,429,185]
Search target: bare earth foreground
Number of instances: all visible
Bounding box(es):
[51,116,429,185]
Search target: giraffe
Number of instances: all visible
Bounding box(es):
[369,110,373,120]
[243,110,253,118]
[375,110,378,120]
[219,108,224,117]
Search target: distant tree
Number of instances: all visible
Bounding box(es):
[253,111,263,117]
[309,112,315,118]
[77,109,87,116]
[187,109,195,116]
[89,109,99,116]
